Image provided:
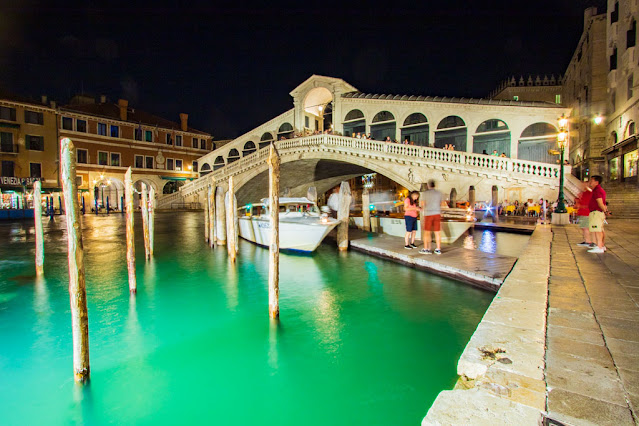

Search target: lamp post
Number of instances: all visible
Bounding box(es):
[555,115,569,214]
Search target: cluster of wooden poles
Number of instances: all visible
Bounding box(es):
[33,138,156,384]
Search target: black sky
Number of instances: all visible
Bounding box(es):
[1,0,607,139]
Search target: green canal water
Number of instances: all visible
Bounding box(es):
[0,212,493,425]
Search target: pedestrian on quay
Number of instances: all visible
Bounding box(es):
[403,191,421,249]
[586,175,607,253]
[419,180,443,255]
[575,183,593,248]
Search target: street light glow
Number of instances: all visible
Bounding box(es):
[558,116,568,128]
[594,115,603,125]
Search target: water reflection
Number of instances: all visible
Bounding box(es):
[479,230,497,253]
[268,319,280,371]
[224,260,239,310]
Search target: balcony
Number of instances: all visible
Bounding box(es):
[0,143,19,154]
[622,46,636,70]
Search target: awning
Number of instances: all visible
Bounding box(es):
[602,135,637,154]
[160,176,195,181]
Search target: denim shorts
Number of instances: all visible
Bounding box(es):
[405,215,418,232]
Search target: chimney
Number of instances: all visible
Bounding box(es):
[41,95,48,105]
[118,99,128,121]
[50,101,56,109]
[179,113,188,131]
[100,95,107,104]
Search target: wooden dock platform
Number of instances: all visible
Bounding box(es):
[349,233,518,291]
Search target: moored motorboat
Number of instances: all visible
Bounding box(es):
[238,197,339,252]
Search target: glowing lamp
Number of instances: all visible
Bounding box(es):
[187,165,192,170]
[558,116,568,128]
[594,115,603,125]
[106,180,111,185]
[318,105,323,112]
[369,204,375,210]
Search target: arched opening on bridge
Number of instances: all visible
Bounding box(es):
[200,163,212,175]
[343,109,365,137]
[278,122,294,139]
[610,131,618,145]
[401,113,429,146]
[371,111,396,141]
[227,149,240,163]
[91,177,125,212]
[133,179,157,209]
[243,141,256,156]
[473,119,510,156]
[435,116,467,150]
[625,121,636,139]
[260,132,274,149]
[518,122,558,164]
[213,156,225,170]
[303,87,333,132]
[163,180,184,195]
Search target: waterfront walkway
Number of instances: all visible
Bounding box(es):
[547,220,639,425]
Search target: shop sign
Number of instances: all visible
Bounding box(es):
[0,177,41,186]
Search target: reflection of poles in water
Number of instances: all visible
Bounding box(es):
[268,145,280,319]
[34,180,44,276]
[225,177,238,262]
[124,167,137,293]
[149,186,155,256]
[60,137,90,383]
[337,181,352,251]
[268,320,280,370]
[141,183,150,260]
[208,177,216,248]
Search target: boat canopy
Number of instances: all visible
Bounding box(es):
[261,197,315,206]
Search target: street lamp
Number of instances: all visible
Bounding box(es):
[594,114,603,125]
[555,115,569,214]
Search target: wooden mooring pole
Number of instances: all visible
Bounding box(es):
[306,186,317,203]
[337,181,352,251]
[149,185,155,256]
[34,180,44,276]
[60,137,90,383]
[215,186,226,245]
[204,184,210,243]
[124,167,137,293]
[208,178,216,248]
[268,146,280,318]
[141,183,151,260]
[226,176,238,262]
[362,187,371,232]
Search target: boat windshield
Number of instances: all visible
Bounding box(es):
[278,203,319,214]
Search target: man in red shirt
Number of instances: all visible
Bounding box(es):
[576,184,593,247]
[586,175,608,253]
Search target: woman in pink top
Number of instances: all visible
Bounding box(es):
[404,191,422,249]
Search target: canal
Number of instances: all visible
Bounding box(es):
[0,212,493,425]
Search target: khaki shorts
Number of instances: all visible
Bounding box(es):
[589,211,605,233]
[578,215,590,229]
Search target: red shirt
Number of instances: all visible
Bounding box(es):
[588,185,606,212]
[577,191,592,216]
[404,198,419,217]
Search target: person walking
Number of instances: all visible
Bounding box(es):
[586,175,607,253]
[403,191,421,249]
[575,183,593,248]
[419,180,443,255]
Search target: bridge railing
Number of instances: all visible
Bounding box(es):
[178,134,566,197]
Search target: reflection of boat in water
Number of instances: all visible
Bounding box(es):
[238,198,339,253]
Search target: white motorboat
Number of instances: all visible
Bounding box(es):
[238,197,339,253]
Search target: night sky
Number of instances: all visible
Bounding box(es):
[1,0,607,139]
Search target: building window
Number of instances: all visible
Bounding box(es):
[97,123,107,136]
[555,94,561,104]
[145,156,154,169]
[629,121,636,136]
[175,159,183,171]
[77,149,88,164]
[134,155,144,168]
[98,151,108,166]
[1,132,14,152]
[610,47,618,71]
[30,163,41,178]
[1,160,15,177]
[629,74,634,100]
[628,20,637,49]
[0,106,16,121]
[175,135,182,146]
[76,119,87,132]
[145,130,153,142]
[513,95,519,101]
[110,125,119,138]
[610,157,619,180]
[62,117,73,130]
[611,91,616,112]
[305,116,310,128]
[611,1,619,23]
[166,134,172,145]
[200,139,206,150]
[192,161,198,172]
[134,127,142,141]
[26,135,44,151]
[192,137,198,148]
[167,158,174,170]
[624,150,638,178]
[110,153,120,166]
[24,110,44,125]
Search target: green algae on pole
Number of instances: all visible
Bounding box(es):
[141,183,151,260]
[208,177,216,248]
[268,145,280,319]
[33,180,44,276]
[149,185,155,256]
[124,167,137,293]
[337,181,352,251]
[225,176,238,262]
[60,137,90,383]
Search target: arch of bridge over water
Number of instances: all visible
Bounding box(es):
[159,134,580,209]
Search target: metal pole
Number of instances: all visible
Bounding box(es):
[555,146,567,213]
[106,196,110,215]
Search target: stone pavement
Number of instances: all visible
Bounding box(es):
[547,219,639,425]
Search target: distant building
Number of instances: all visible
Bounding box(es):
[59,96,212,209]
[0,92,58,208]
[490,74,563,105]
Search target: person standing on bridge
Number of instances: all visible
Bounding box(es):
[586,175,607,253]
[403,191,421,249]
[419,180,443,255]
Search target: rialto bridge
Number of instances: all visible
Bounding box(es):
[158,75,580,208]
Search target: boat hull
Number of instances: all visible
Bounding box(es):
[350,216,473,244]
[239,217,338,252]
